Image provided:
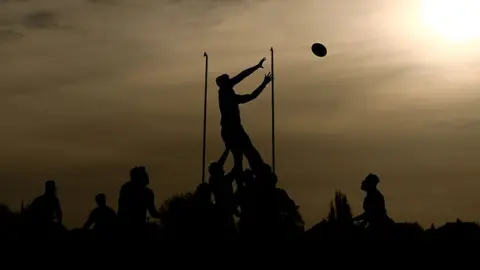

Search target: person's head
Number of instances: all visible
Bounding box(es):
[361,173,379,191]
[130,166,149,186]
[216,74,231,88]
[208,162,224,178]
[95,193,107,207]
[195,183,212,202]
[44,180,57,196]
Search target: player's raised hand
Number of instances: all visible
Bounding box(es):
[263,72,273,84]
[257,57,267,68]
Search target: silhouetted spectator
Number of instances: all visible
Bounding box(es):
[83,193,116,236]
[216,57,273,176]
[27,180,62,227]
[118,166,161,233]
[353,174,393,232]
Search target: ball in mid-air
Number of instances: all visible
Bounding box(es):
[311,43,327,57]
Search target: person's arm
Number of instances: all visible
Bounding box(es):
[235,72,272,104]
[230,58,266,86]
[55,198,63,224]
[117,186,126,219]
[217,148,230,168]
[147,190,161,219]
[82,211,95,230]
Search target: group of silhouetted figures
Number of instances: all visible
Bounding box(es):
[3,169,480,243]
[0,163,304,242]
[2,57,480,243]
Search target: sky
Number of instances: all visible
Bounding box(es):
[1,0,480,228]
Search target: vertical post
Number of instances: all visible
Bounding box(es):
[270,47,275,173]
[202,52,208,184]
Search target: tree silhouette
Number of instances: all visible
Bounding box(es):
[158,192,196,239]
[158,184,218,240]
[327,191,353,225]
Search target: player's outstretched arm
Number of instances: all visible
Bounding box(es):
[230,57,266,86]
[235,72,273,104]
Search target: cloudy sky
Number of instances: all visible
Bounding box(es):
[1,0,480,228]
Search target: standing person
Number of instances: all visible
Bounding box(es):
[26,180,64,239]
[118,166,161,236]
[216,57,273,176]
[28,180,63,227]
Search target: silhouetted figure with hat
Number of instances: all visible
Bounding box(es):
[83,193,117,239]
[353,174,393,237]
[216,57,273,177]
[118,166,161,237]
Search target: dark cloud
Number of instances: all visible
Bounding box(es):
[0,29,23,42]
[22,11,60,29]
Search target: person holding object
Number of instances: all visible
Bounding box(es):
[353,174,393,231]
[216,57,273,177]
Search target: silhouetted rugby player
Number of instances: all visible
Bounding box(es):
[118,166,161,231]
[28,180,63,227]
[216,57,273,176]
[83,193,116,235]
[354,173,393,230]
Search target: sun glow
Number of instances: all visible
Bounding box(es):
[420,0,480,43]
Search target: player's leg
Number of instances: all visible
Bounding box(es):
[230,148,244,176]
[221,128,244,176]
[240,129,265,173]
